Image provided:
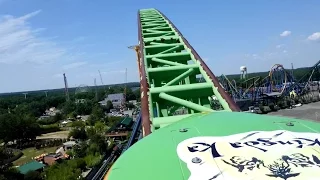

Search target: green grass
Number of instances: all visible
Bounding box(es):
[13,146,60,166]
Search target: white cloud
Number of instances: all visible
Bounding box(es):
[62,61,87,70]
[0,10,137,93]
[276,44,285,49]
[280,31,291,37]
[307,32,320,41]
[0,10,68,64]
[267,52,277,56]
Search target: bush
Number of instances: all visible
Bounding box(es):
[40,124,61,134]
[44,160,82,180]
[35,139,62,150]
[84,154,101,168]
[24,170,42,180]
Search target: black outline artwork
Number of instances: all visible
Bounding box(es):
[266,161,300,180]
[221,153,320,180]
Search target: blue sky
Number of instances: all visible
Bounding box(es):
[0,0,319,93]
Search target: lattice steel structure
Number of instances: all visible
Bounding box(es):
[138,9,239,135]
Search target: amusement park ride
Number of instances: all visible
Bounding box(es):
[103,8,320,180]
[219,60,320,113]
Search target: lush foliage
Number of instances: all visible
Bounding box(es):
[0,84,139,180]
[0,113,40,145]
[44,158,86,180]
[46,121,110,179]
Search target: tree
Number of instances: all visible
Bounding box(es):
[69,121,87,140]
[88,106,104,125]
[0,113,40,145]
[133,89,141,101]
[0,147,12,173]
[62,101,76,115]
[84,154,101,168]
[53,113,63,122]
[94,121,107,134]
[0,149,23,180]
[19,117,41,143]
[97,89,106,101]
[73,142,88,158]
[69,128,87,140]
[0,167,23,180]
[87,143,100,155]
[68,158,86,171]
[67,112,77,119]
[71,121,85,128]
[87,115,97,126]
[75,100,93,115]
[44,160,83,180]
[126,88,136,101]
[29,101,46,117]
[89,134,107,154]
[45,96,65,109]
[106,116,121,127]
[0,113,20,143]
[92,106,104,119]
[106,101,113,111]
[24,171,42,180]
[86,127,96,139]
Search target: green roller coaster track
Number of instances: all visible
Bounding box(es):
[139,8,238,133]
[105,8,320,180]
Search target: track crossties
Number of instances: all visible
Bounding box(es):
[138,8,237,132]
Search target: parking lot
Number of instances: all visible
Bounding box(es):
[268,101,320,122]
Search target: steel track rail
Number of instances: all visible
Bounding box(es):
[91,156,112,180]
[121,112,142,154]
[137,14,152,136]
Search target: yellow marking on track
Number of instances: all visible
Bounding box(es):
[103,164,114,180]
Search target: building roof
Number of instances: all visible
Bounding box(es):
[107,119,123,133]
[107,93,124,101]
[120,117,133,126]
[18,160,45,174]
[106,117,133,133]
[98,99,108,105]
